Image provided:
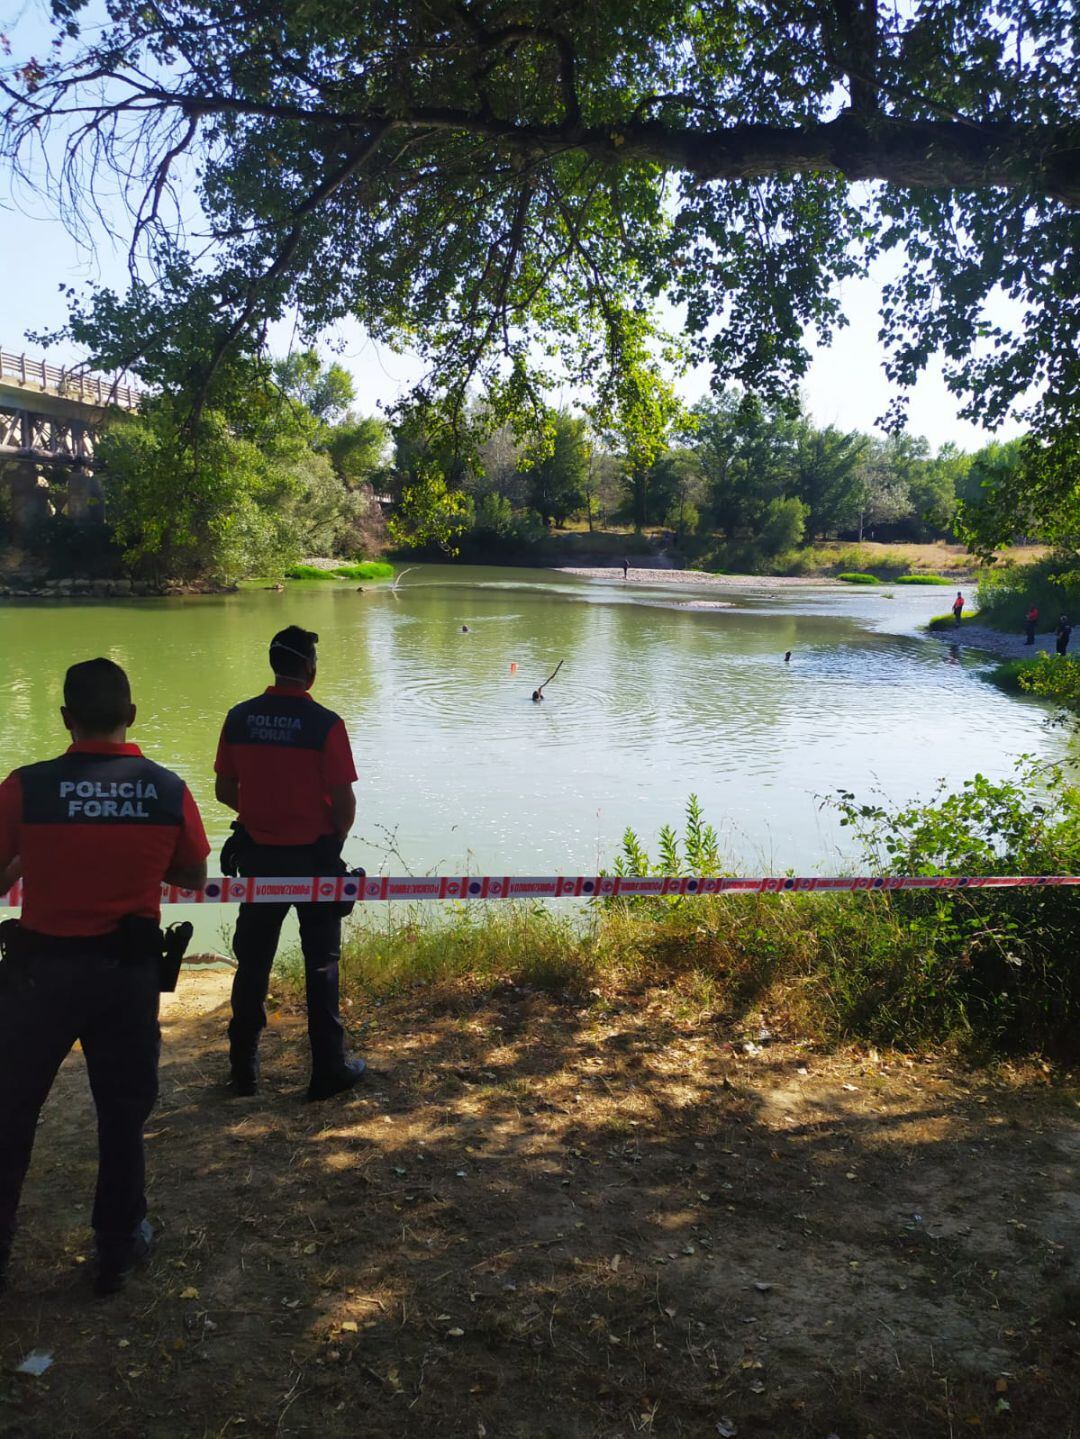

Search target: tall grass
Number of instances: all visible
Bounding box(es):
[927,610,979,631]
[270,778,1080,1059]
[285,561,395,582]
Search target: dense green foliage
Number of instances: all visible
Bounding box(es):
[3,1,1075,495]
[837,572,879,585]
[327,779,1080,1059]
[385,385,1021,567]
[895,574,949,585]
[831,767,1080,1054]
[92,352,389,580]
[977,555,1080,634]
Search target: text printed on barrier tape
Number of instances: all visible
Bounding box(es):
[2,874,1078,907]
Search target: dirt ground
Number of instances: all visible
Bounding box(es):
[1,969,1079,1439]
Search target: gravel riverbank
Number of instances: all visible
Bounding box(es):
[555,565,828,588]
[929,622,1062,661]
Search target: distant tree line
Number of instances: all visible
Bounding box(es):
[385,389,1028,570]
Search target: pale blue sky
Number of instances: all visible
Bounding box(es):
[1,0,1028,452]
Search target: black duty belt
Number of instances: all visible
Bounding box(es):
[9,926,142,960]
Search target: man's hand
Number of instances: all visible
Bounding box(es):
[164,860,208,892]
[329,783,356,842]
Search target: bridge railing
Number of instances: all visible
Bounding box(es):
[0,348,142,411]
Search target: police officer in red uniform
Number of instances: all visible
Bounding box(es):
[0,659,209,1296]
[215,626,365,1101]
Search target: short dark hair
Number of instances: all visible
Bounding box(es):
[269,625,318,678]
[63,658,132,733]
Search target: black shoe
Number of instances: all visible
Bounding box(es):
[94,1219,155,1297]
[229,1048,260,1097]
[305,1057,366,1103]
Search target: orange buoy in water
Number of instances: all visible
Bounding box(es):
[510,662,518,673]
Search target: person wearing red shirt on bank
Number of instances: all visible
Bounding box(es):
[952,591,965,626]
[1025,605,1038,645]
[214,626,365,1101]
[0,659,209,1297]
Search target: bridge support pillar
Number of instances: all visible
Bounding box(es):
[65,467,105,524]
[5,461,53,533]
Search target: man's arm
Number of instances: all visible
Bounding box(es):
[215,775,240,812]
[0,774,21,893]
[164,858,208,891]
[322,718,358,842]
[166,787,211,892]
[329,783,356,842]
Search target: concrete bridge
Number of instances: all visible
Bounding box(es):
[0,349,142,528]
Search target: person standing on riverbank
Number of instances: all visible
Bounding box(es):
[952,592,965,626]
[1056,615,1072,655]
[622,558,630,580]
[1025,605,1039,645]
[0,659,209,1296]
[214,626,366,1102]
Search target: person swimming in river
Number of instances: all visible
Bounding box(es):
[784,651,791,662]
[532,659,564,703]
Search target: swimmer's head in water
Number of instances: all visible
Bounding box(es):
[532,690,543,702]
[784,651,791,661]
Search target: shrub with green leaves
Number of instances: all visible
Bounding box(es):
[837,572,880,584]
[977,555,1080,633]
[833,763,1080,1055]
[895,574,950,585]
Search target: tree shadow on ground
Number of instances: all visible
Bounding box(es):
[1,972,1078,1439]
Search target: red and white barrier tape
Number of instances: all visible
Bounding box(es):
[4,873,1079,907]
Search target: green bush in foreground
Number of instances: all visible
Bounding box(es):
[895,574,950,585]
[989,658,1040,694]
[837,572,880,584]
[271,777,1080,1061]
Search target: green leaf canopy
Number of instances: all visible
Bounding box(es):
[3,0,1076,451]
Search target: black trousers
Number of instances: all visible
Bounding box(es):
[228,840,347,1078]
[0,954,159,1250]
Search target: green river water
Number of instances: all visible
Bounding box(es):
[0,565,1068,952]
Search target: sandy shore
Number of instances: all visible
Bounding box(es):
[554,565,828,588]
[929,622,1063,662]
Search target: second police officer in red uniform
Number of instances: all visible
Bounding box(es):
[0,659,209,1296]
[214,626,366,1100]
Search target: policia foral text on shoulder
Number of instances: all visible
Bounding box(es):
[0,659,209,1296]
[215,626,366,1101]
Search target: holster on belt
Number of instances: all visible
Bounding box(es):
[220,821,252,879]
[114,913,193,992]
[314,835,364,918]
[0,915,193,993]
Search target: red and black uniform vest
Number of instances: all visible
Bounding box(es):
[0,741,209,938]
[214,687,357,846]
